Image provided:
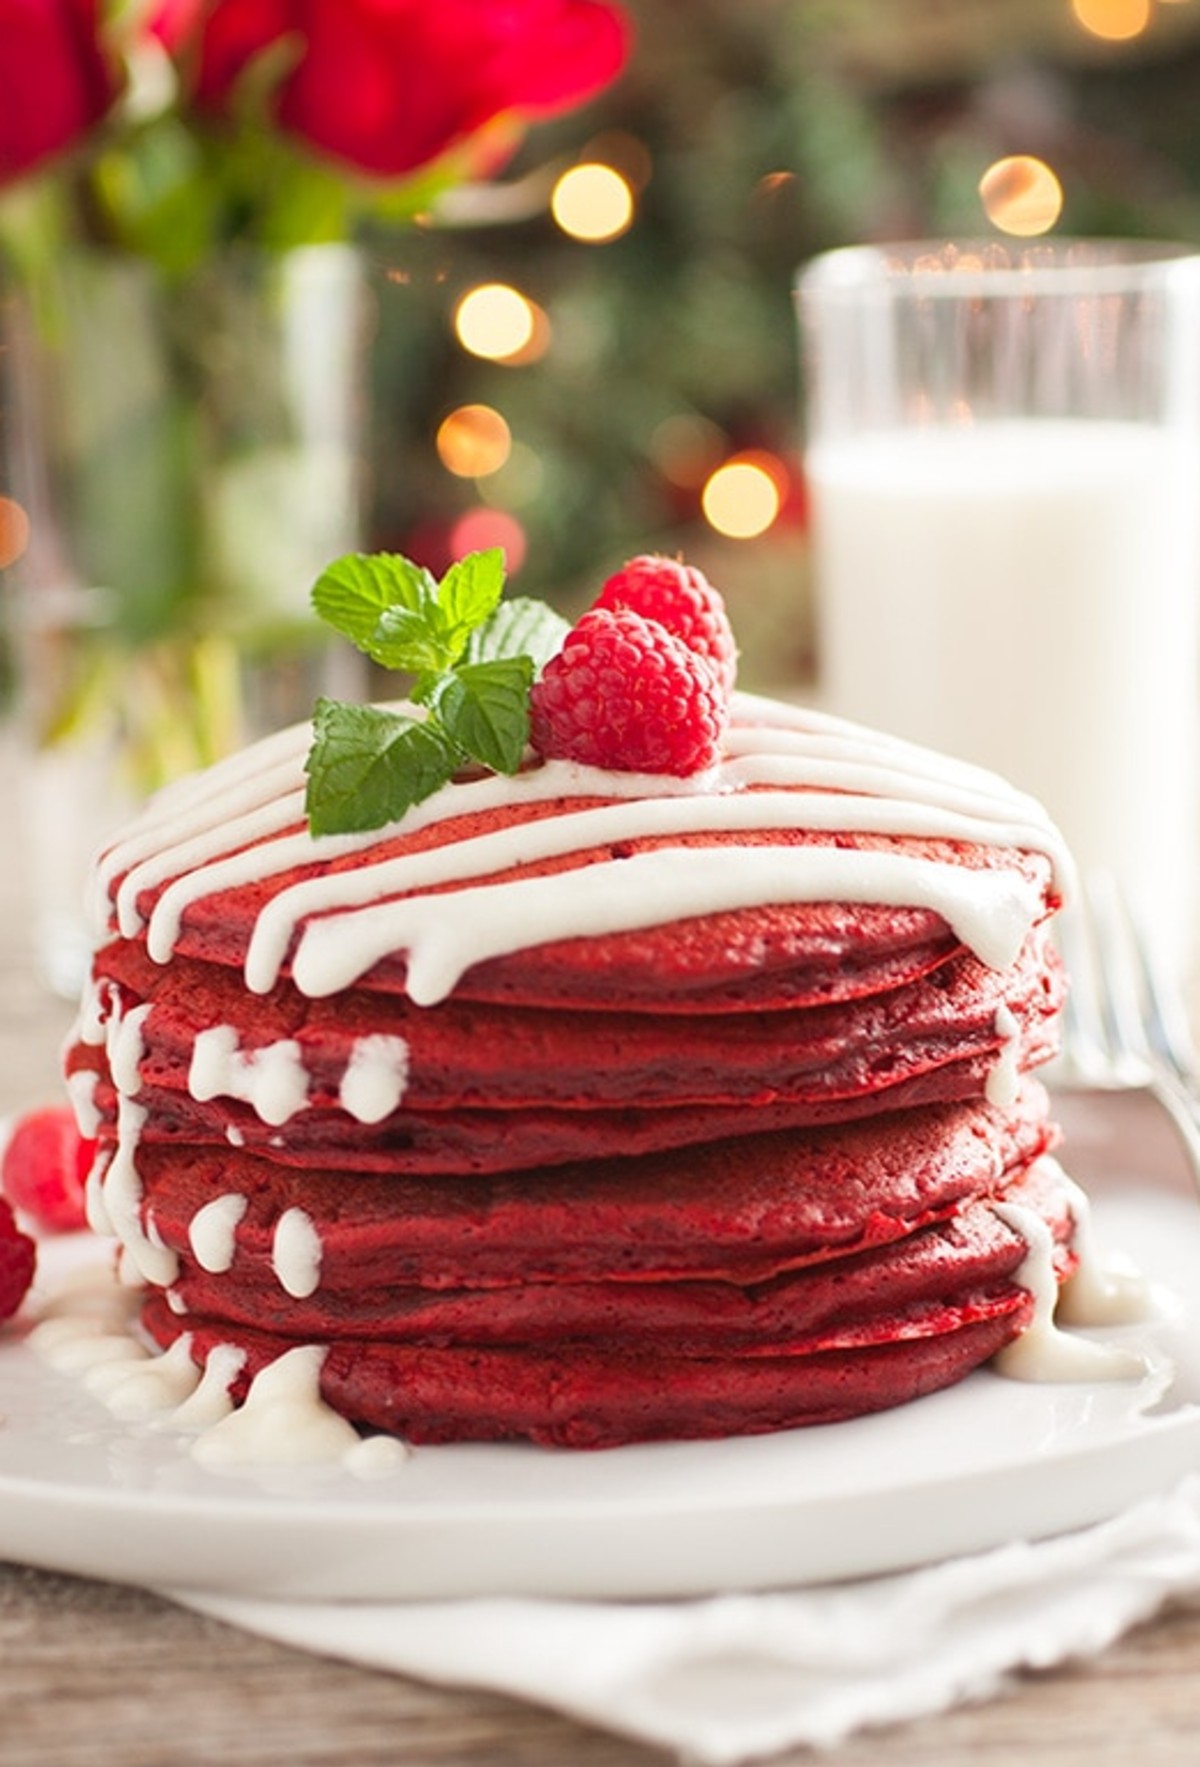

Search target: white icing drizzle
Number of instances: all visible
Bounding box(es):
[188,1193,249,1275]
[116,1245,145,1288]
[339,1035,410,1123]
[84,1147,113,1235]
[293,845,1042,1007]
[992,1196,1148,1382]
[169,1343,247,1432]
[30,1263,395,1471]
[72,972,110,1048]
[88,1333,201,1420]
[89,696,1069,1004]
[91,721,313,932]
[190,1345,364,1469]
[65,1068,101,1139]
[188,1025,309,1126]
[985,1003,1021,1108]
[272,1207,323,1299]
[31,1313,145,1374]
[97,1096,178,1287]
[106,1001,151,1099]
[32,1283,241,1434]
[1052,1165,1152,1327]
[344,1434,410,1479]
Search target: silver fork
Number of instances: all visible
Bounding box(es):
[1053,872,1200,1179]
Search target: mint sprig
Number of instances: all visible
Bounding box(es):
[304,549,569,835]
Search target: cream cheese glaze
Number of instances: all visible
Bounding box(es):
[188,1026,310,1126]
[29,1267,405,1474]
[992,1176,1149,1383]
[90,692,1073,1006]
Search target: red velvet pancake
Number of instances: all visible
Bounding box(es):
[67,696,1077,1447]
[139,1150,1075,1446]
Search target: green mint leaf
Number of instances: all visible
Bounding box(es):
[437,657,534,776]
[408,670,447,708]
[304,698,458,835]
[371,603,459,676]
[312,553,437,654]
[437,548,506,635]
[466,596,570,673]
[370,549,507,674]
[306,550,560,834]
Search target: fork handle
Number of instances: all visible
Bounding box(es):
[1147,1069,1200,1186]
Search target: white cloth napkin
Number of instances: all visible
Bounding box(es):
[170,1474,1200,1764]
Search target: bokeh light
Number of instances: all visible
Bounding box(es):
[701,454,785,539]
[454,284,546,362]
[436,405,513,478]
[551,163,635,242]
[979,156,1065,236]
[449,507,528,573]
[650,414,727,490]
[1071,0,1152,41]
[0,496,31,570]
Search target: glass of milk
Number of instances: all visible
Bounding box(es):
[796,239,1200,974]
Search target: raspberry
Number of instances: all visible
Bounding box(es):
[1,1105,93,1235]
[530,607,729,776]
[0,1197,35,1323]
[596,555,738,694]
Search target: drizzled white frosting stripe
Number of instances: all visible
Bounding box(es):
[294,844,1043,1006]
[93,694,1071,1005]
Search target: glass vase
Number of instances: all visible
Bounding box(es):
[0,243,371,993]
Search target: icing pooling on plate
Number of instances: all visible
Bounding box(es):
[28,1266,406,1476]
[92,693,1072,1004]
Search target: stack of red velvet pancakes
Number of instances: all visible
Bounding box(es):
[64,676,1077,1448]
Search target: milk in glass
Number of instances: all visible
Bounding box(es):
[808,418,1200,962]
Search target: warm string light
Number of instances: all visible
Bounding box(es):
[979,156,1064,236]
[1071,0,1152,38]
[0,496,31,570]
[453,284,550,363]
[701,453,786,540]
[551,163,635,242]
[436,405,512,478]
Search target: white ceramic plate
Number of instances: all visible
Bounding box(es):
[1,1092,1199,1602]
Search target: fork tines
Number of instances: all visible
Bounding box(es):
[1055,869,1199,1096]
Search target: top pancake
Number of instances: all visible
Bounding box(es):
[88,693,1069,1015]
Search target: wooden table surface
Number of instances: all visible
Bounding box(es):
[3,794,1200,1767]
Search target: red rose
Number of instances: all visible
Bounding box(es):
[0,0,119,186]
[164,0,631,180]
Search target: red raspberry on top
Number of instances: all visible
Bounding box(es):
[0,1197,35,1324]
[530,606,729,776]
[596,555,738,695]
[1,1105,92,1235]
